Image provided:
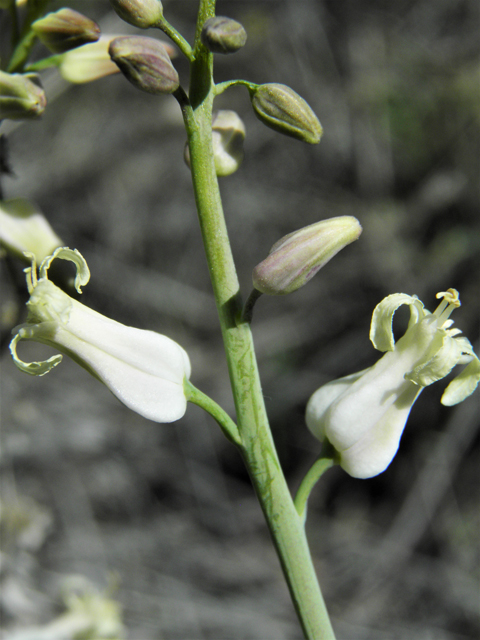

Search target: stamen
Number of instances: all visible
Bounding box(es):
[435,288,461,325]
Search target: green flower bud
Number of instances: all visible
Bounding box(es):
[252,216,362,295]
[201,16,247,54]
[109,36,179,95]
[109,0,163,29]
[32,8,100,54]
[0,71,46,121]
[250,83,322,144]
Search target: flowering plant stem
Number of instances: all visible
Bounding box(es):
[177,2,336,637]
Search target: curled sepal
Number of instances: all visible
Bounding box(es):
[441,349,480,406]
[369,293,425,352]
[10,329,63,376]
[39,247,90,293]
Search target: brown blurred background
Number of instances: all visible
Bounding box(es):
[1,0,479,638]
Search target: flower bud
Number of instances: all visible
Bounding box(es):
[252,216,362,295]
[59,37,120,83]
[109,0,163,29]
[184,110,246,177]
[201,16,247,54]
[32,8,100,54]
[250,83,322,144]
[0,198,63,262]
[0,71,46,120]
[109,36,179,95]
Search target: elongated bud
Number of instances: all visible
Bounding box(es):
[184,110,246,176]
[252,216,362,295]
[32,9,100,54]
[250,83,322,144]
[109,0,163,29]
[201,16,247,54]
[109,36,179,94]
[0,72,46,120]
[0,198,63,262]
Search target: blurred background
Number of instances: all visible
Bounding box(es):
[1,0,479,638]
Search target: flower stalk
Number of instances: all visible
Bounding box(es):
[180,2,336,637]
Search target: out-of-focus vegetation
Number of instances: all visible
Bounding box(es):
[1,1,479,638]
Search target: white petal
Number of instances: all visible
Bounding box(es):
[324,348,418,451]
[51,303,191,422]
[370,293,424,352]
[340,384,422,478]
[406,332,462,387]
[306,369,368,441]
[441,354,480,406]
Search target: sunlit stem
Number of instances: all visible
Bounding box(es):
[177,1,336,637]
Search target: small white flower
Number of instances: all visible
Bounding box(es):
[306,289,480,478]
[10,248,191,423]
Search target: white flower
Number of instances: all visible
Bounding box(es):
[0,198,63,262]
[306,289,480,479]
[10,248,191,423]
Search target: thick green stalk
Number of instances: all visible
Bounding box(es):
[180,3,336,637]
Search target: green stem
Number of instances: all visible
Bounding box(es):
[155,17,194,61]
[25,54,64,72]
[179,2,336,637]
[7,0,50,72]
[215,78,257,96]
[185,380,241,446]
[294,457,336,522]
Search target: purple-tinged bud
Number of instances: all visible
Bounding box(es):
[0,72,46,120]
[32,9,100,54]
[251,83,322,144]
[252,216,362,295]
[109,0,163,29]
[109,36,179,95]
[201,16,247,54]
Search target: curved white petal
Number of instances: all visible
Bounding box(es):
[10,327,63,376]
[39,247,90,293]
[441,354,480,406]
[370,293,424,352]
